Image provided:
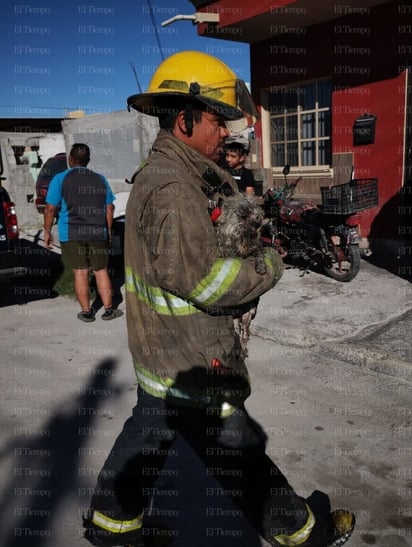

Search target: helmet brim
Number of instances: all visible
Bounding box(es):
[127,92,244,120]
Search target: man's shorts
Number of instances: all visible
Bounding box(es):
[61,241,109,271]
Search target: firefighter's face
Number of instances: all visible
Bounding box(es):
[191,112,230,161]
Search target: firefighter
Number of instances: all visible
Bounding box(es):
[83,50,355,547]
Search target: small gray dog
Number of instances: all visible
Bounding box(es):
[213,195,266,356]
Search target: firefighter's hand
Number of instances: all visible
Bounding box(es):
[209,364,251,408]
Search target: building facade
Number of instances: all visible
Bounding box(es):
[192,0,411,245]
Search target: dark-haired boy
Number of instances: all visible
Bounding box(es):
[224,141,256,196]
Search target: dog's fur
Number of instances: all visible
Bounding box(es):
[214,195,266,356]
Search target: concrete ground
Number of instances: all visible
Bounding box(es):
[0,237,411,546]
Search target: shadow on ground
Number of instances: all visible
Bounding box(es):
[364,239,412,282]
[0,237,125,308]
[0,239,62,306]
[366,183,412,281]
[0,359,121,547]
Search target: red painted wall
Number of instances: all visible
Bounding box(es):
[196,0,295,26]
[249,1,409,239]
[333,74,406,238]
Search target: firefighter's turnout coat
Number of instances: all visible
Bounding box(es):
[124,131,283,415]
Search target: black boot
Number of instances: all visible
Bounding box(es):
[270,509,355,547]
[326,509,356,547]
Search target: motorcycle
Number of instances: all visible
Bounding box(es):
[261,166,365,282]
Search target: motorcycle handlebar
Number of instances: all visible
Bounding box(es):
[265,177,303,201]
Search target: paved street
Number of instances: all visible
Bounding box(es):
[0,247,411,546]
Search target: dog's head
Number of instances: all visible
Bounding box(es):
[214,196,265,257]
[218,196,264,232]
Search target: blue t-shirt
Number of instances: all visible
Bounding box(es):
[46,167,115,242]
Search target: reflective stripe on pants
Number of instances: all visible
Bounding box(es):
[274,504,316,545]
[91,510,143,534]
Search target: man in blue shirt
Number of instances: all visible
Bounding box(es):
[43,143,123,322]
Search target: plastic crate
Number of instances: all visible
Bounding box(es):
[320,178,378,214]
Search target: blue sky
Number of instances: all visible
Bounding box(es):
[0,0,250,118]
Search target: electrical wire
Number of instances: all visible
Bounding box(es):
[146,0,165,62]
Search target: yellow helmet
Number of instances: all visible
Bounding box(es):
[127,50,258,128]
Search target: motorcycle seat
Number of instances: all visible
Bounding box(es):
[300,207,322,224]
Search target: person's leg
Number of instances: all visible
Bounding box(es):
[180,404,353,547]
[89,241,122,319]
[73,268,91,311]
[61,242,94,321]
[178,404,307,543]
[94,267,113,309]
[94,267,123,319]
[84,388,176,546]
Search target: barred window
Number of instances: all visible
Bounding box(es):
[268,80,332,168]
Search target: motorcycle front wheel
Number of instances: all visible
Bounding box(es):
[323,239,361,282]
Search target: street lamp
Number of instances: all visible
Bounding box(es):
[161,12,219,27]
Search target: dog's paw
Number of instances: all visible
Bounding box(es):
[255,257,267,275]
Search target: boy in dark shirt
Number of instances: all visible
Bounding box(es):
[224,141,256,196]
